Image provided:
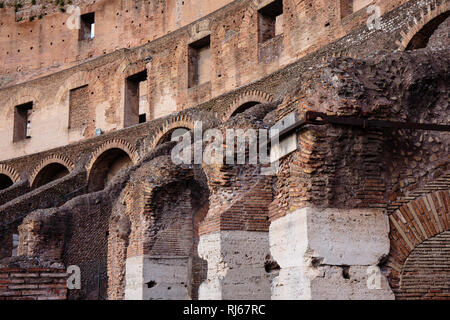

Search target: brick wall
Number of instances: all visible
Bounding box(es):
[69,85,89,131]
[396,231,450,300]
[0,267,67,300]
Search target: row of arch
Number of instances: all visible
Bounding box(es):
[0,89,274,193]
[0,140,138,193]
[3,2,448,193]
[2,0,448,192]
[2,0,449,193]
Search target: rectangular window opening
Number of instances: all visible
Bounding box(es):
[69,85,89,130]
[13,101,33,142]
[125,70,148,127]
[139,114,147,124]
[341,0,373,18]
[79,12,95,41]
[188,35,211,88]
[258,0,284,43]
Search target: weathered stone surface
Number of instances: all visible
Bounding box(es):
[125,256,192,300]
[0,0,449,301]
[270,207,393,300]
[198,231,272,300]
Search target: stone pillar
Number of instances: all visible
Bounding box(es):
[269,207,395,300]
[125,255,192,300]
[198,231,271,300]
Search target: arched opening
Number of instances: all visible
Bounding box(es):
[32,163,70,189]
[405,11,450,50]
[230,101,260,118]
[396,230,450,299]
[129,170,210,300]
[0,174,14,190]
[88,148,133,192]
[156,127,192,146]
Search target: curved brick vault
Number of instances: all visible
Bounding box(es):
[86,139,139,192]
[29,155,75,189]
[87,139,139,173]
[222,90,274,121]
[387,189,450,299]
[0,164,21,185]
[396,2,450,51]
[148,115,195,150]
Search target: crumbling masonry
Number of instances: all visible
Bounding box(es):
[0,0,449,300]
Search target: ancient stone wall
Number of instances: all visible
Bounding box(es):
[2,0,436,162]
[0,0,234,86]
[0,0,448,301]
[0,258,67,300]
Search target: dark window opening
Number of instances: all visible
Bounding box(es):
[31,163,70,189]
[139,114,147,124]
[258,0,283,43]
[188,35,211,88]
[79,12,95,41]
[124,70,148,127]
[0,174,14,190]
[13,101,33,142]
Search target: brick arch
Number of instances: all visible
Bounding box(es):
[3,88,42,119]
[395,2,450,51]
[29,155,75,188]
[133,161,209,300]
[86,139,139,174]
[148,115,195,150]
[86,139,139,193]
[386,189,449,298]
[54,71,90,106]
[0,164,21,184]
[223,90,274,121]
[122,61,148,79]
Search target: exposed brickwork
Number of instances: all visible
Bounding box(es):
[0,0,448,301]
[69,85,90,131]
[397,231,450,299]
[0,266,67,300]
[386,190,450,298]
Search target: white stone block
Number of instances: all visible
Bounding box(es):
[269,207,394,300]
[125,255,191,300]
[198,231,271,300]
[270,112,298,163]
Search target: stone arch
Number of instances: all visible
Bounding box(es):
[29,155,74,189]
[223,90,274,120]
[116,157,211,300]
[386,189,450,299]
[87,139,138,192]
[396,2,450,51]
[0,164,21,190]
[148,115,195,150]
[138,166,209,300]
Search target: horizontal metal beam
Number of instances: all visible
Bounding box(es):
[270,111,450,148]
[305,111,450,131]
